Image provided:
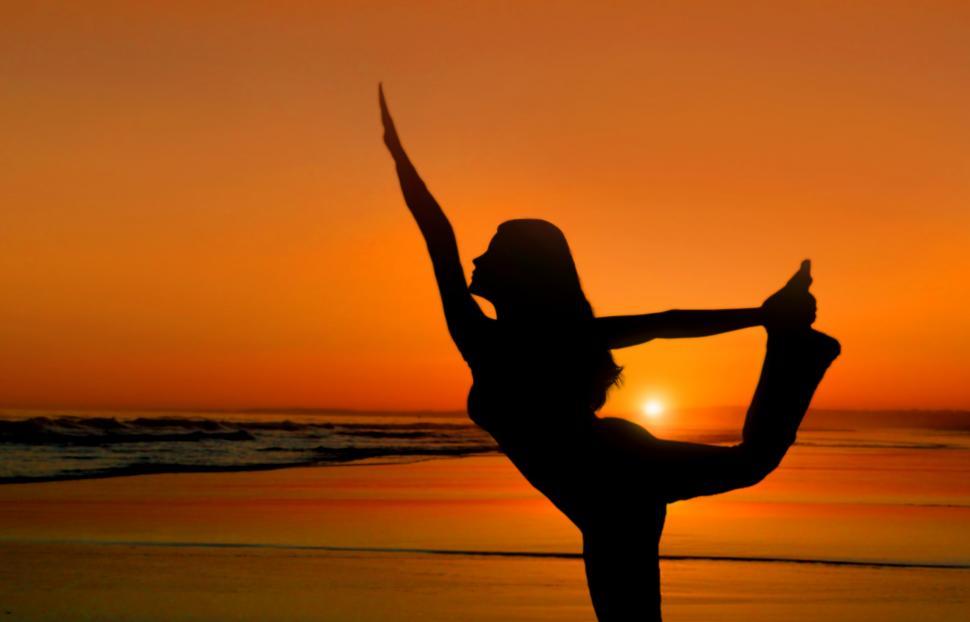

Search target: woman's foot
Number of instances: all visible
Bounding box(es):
[762,260,817,331]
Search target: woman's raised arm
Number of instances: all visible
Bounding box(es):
[380,85,486,358]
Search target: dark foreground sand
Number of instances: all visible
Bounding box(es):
[0,541,966,621]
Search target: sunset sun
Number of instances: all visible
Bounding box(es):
[642,399,665,420]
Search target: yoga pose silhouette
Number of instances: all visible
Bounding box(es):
[379,85,840,621]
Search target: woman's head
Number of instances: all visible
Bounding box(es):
[469,219,622,410]
[469,219,589,319]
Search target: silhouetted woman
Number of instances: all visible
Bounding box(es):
[379,86,840,622]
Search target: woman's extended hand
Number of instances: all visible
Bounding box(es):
[379,83,405,157]
[761,260,817,329]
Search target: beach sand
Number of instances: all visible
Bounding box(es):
[1,542,965,622]
[0,448,967,620]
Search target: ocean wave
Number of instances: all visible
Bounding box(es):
[0,416,477,444]
[0,415,497,483]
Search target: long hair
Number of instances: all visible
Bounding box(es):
[492,219,622,411]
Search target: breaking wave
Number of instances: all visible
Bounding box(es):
[0,415,497,483]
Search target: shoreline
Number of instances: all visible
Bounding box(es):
[4,537,968,571]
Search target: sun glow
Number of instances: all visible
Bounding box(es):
[642,399,665,420]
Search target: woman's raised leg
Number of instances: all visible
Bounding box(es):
[579,328,838,621]
[642,327,840,503]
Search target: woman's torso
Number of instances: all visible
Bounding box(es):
[463,321,667,536]
[464,323,616,529]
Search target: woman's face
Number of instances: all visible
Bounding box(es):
[469,232,509,301]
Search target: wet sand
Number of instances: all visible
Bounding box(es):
[1,541,966,622]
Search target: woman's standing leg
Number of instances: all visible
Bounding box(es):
[582,499,666,622]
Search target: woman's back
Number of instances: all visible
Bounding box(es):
[465,322,596,435]
[465,322,617,530]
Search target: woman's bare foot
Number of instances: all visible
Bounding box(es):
[762,260,817,331]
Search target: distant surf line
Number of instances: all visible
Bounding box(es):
[9,538,968,571]
[0,452,497,485]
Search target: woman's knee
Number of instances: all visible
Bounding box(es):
[733,442,787,487]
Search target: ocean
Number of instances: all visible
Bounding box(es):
[0,409,496,483]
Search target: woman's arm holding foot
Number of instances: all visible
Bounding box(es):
[595,308,764,349]
[595,261,817,349]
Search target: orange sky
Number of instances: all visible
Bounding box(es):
[1,1,968,412]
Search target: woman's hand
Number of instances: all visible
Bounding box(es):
[761,260,817,330]
[379,84,405,157]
